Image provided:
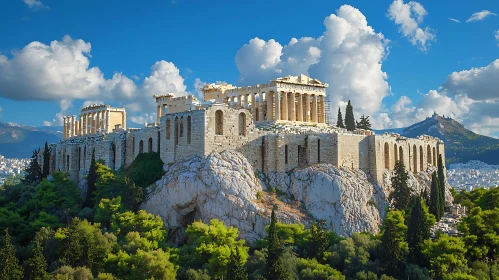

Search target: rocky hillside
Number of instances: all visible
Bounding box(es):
[403,115,499,165]
[141,150,452,243]
[0,122,62,158]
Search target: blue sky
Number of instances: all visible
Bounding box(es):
[1,0,498,136]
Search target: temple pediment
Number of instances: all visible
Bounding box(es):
[274,74,328,87]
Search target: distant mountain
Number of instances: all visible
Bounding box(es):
[0,122,62,158]
[376,115,499,165]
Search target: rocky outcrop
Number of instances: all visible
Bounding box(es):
[142,150,452,243]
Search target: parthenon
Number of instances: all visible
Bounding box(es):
[63,104,126,139]
[201,74,328,124]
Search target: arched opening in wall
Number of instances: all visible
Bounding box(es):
[139,140,144,154]
[427,145,431,164]
[180,117,184,138]
[394,144,398,165]
[420,146,424,171]
[215,110,224,135]
[111,143,116,170]
[399,146,404,164]
[187,116,192,144]
[166,119,171,140]
[317,139,321,163]
[66,154,70,170]
[413,145,418,172]
[174,117,179,145]
[238,113,246,136]
[148,137,153,153]
[285,144,288,165]
[432,147,436,166]
[157,130,160,151]
[83,146,87,170]
[384,143,390,169]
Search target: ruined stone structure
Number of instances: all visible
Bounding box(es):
[45,75,445,187]
[63,104,126,139]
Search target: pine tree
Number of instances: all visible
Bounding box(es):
[389,161,412,212]
[344,100,356,131]
[407,196,434,267]
[25,241,49,280]
[0,230,23,280]
[356,115,372,130]
[336,107,345,128]
[437,154,446,217]
[84,150,98,208]
[429,172,442,221]
[381,210,408,277]
[226,247,247,280]
[22,149,42,185]
[308,221,329,261]
[42,141,51,179]
[265,206,289,280]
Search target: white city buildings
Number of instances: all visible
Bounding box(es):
[447,160,499,192]
[0,155,29,185]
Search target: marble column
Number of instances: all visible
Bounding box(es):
[311,95,318,123]
[266,92,273,121]
[71,116,76,137]
[251,93,257,121]
[319,96,325,123]
[106,111,110,132]
[258,92,265,122]
[157,106,161,123]
[274,91,281,121]
[297,93,303,122]
[305,94,311,122]
[122,111,126,130]
[281,91,287,121]
[289,93,296,121]
[79,116,82,136]
[96,112,101,133]
[63,117,67,139]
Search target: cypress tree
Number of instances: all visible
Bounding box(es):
[437,154,446,217]
[265,206,289,280]
[429,172,442,221]
[389,161,412,212]
[0,230,23,280]
[381,210,408,277]
[42,141,51,178]
[22,149,42,185]
[336,107,345,128]
[84,150,98,208]
[344,100,356,131]
[226,247,247,280]
[25,241,49,280]
[407,196,433,267]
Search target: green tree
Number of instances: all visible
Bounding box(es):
[227,247,248,280]
[344,100,356,131]
[24,241,49,280]
[407,196,435,267]
[389,161,412,211]
[356,115,372,130]
[56,218,113,273]
[429,172,443,221]
[437,154,446,217]
[380,210,408,277]
[180,219,248,278]
[0,229,23,280]
[307,221,329,262]
[422,235,468,279]
[107,249,177,280]
[94,196,122,229]
[336,108,345,129]
[84,150,98,208]
[23,149,43,185]
[265,207,290,280]
[42,141,51,179]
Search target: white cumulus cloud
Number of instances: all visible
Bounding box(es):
[234,5,390,127]
[387,0,435,51]
[23,0,47,9]
[466,10,497,22]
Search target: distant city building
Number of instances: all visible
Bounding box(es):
[447,160,499,192]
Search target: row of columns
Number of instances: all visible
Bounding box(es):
[63,110,111,139]
[226,91,326,123]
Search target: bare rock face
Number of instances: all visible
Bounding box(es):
[141,150,304,243]
[142,150,452,243]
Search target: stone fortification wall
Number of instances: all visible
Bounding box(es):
[44,103,444,188]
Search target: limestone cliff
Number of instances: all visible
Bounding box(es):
[141,150,452,243]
